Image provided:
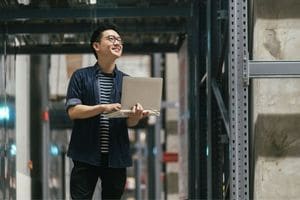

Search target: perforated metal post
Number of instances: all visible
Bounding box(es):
[228,0,249,199]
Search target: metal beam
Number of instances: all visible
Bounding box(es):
[29,40,50,199]
[0,7,190,21]
[0,21,187,34]
[187,0,201,199]
[211,79,230,137]
[249,61,300,78]
[206,0,212,198]
[198,1,208,199]
[2,44,179,54]
[228,0,249,199]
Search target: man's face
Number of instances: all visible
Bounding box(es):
[95,29,123,60]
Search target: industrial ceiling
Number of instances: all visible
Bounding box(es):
[0,0,192,54]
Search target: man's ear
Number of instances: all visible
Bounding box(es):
[92,42,100,51]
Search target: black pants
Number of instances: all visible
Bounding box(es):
[70,157,126,200]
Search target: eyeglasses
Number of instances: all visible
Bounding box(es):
[104,35,123,45]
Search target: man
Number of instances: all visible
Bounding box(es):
[65,22,147,199]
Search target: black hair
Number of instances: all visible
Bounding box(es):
[90,22,120,59]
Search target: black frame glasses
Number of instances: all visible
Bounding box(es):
[104,35,123,45]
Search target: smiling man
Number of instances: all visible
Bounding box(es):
[65,22,146,200]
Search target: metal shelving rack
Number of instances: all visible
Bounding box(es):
[202,0,300,200]
[205,0,250,199]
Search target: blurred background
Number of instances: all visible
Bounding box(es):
[2,0,300,200]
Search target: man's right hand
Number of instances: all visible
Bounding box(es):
[103,103,121,113]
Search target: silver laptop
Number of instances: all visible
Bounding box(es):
[103,76,163,118]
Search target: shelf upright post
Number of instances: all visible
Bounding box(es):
[228,0,249,199]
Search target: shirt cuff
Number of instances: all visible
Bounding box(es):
[65,98,82,111]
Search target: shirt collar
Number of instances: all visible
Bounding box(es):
[94,62,118,77]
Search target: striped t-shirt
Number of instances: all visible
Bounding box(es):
[97,72,114,153]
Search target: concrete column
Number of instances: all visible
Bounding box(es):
[252,0,300,199]
[153,53,162,200]
[177,40,189,200]
[16,55,31,200]
[165,53,179,199]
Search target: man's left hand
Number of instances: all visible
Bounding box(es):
[127,103,149,127]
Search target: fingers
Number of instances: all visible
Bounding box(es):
[142,110,149,117]
[135,103,143,115]
[105,103,121,112]
[113,103,121,111]
[135,103,143,111]
[128,103,144,118]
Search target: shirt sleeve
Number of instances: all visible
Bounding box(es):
[65,71,83,111]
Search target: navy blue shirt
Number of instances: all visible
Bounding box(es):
[65,64,131,168]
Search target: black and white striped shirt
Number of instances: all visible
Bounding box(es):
[97,72,114,153]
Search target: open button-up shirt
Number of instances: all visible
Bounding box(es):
[65,64,131,168]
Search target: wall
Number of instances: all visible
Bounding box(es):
[252,0,300,198]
